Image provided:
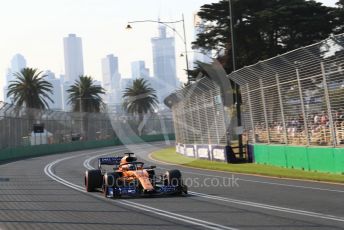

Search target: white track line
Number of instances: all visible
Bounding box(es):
[189,191,344,223]
[45,147,237,230]
[148,155,344,194]
[85,152,344,223]
[164,168,344,194]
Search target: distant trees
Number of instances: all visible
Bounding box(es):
[192,0,344,76]
[7,68,53,109]
[67,75,105,113]
[122,78,158,122]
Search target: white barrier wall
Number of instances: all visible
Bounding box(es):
[176,143,228,162]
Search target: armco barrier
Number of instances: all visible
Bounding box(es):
[175,143,228,163]
[0,134,175,163]
[185,145,195,157]
[196,145,210,160]
[253,144,344,174]
[211,145,228,162]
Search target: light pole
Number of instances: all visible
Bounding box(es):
[126,14,191,81]
[229,0,243,157]
[229,0,236,71]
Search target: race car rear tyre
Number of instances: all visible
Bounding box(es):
[85,170,102,192]
[164,169,182,187]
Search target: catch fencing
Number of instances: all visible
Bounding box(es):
[165,75,232,162]
[0,102,174,150]
[229,33,344,147]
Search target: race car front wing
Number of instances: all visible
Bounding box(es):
[105,185,186,198]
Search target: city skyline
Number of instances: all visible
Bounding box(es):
[0,0,337,101]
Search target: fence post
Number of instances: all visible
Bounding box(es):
[181,98,189,144]
[276,74,288,144]
[177,103,183,144]
[321,62,337,147]
[259,78,271,144]
[246,83,256,143]
[202,92,211,144]
[210,90,221,145]
[188,99,197,144]
[195,95,204,144]
[296,68,310,146]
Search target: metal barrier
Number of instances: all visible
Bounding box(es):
[165,71,237,162]
[0,102,174,150]
[165,76,228,146]
[229,33,344,147]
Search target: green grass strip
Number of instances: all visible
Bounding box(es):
[151,147,344,184]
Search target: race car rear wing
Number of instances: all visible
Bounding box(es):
[98,157,122,169]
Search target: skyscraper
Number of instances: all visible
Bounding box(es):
[11,54,27,75]
[131,61,150,80]
[44,70,63,110]
[101,54,121,104]
[151,25,177,102]
[3,54,27,103]
[3,69,13,103]
[63,34,84,84]
[62,34,84,111]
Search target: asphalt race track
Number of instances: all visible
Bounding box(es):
[0,142,344,230]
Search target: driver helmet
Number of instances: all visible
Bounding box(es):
[127,164,135,170]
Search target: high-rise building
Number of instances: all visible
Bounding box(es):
[11,54,27,75]
[62,81,71,111]
[3,54,27,103]
[62,34,84,111]
[63,34,84,84]
[151,25,178,102]
[3,69,12,103]
[101,54,121,104]
[101,54,120,91]
[131,61,150,80]
[193,13,212,66]
[44,70,63,110]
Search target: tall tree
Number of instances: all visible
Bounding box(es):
[193,0,340,75]
[67,76,105,113]
[122,78,158,122]
[7,68,53,109]
[334,0,344,33]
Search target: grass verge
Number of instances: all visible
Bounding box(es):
[151,147,344,184]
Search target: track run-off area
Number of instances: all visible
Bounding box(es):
[0,142,344,229]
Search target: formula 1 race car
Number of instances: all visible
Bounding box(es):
[85,153,188,198]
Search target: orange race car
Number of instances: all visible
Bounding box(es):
[85,153,188,198]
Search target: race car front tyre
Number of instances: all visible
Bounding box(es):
[103,172,121,187]
[103,172,122,198]
[85,169,102,192]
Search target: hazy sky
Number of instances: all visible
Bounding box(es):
[0,0,338,101]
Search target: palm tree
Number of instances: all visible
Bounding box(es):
[67,75,105,140]
[67,75,105,113]
[122,78,158,122]
[7,68,53,109]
